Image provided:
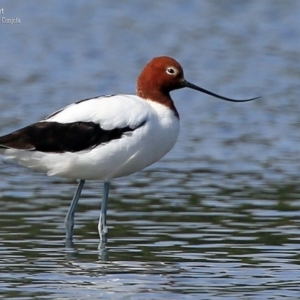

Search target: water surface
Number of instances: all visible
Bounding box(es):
[1,1,300,299]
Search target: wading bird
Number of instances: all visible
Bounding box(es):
[0,56,258,244]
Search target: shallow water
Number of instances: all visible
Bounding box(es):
[1,1,300,299]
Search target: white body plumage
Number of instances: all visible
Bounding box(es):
[1,95,180,180]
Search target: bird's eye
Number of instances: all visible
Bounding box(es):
[166,67,176,75]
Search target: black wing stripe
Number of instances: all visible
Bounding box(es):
[0,120,146,153]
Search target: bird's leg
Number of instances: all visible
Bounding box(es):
[65,179,85,241]
[98,181,110,244]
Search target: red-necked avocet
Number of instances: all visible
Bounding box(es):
[0,56,259,244]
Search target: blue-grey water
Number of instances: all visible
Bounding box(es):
[1,1,300,299]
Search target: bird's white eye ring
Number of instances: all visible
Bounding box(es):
[166,67,176,75]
